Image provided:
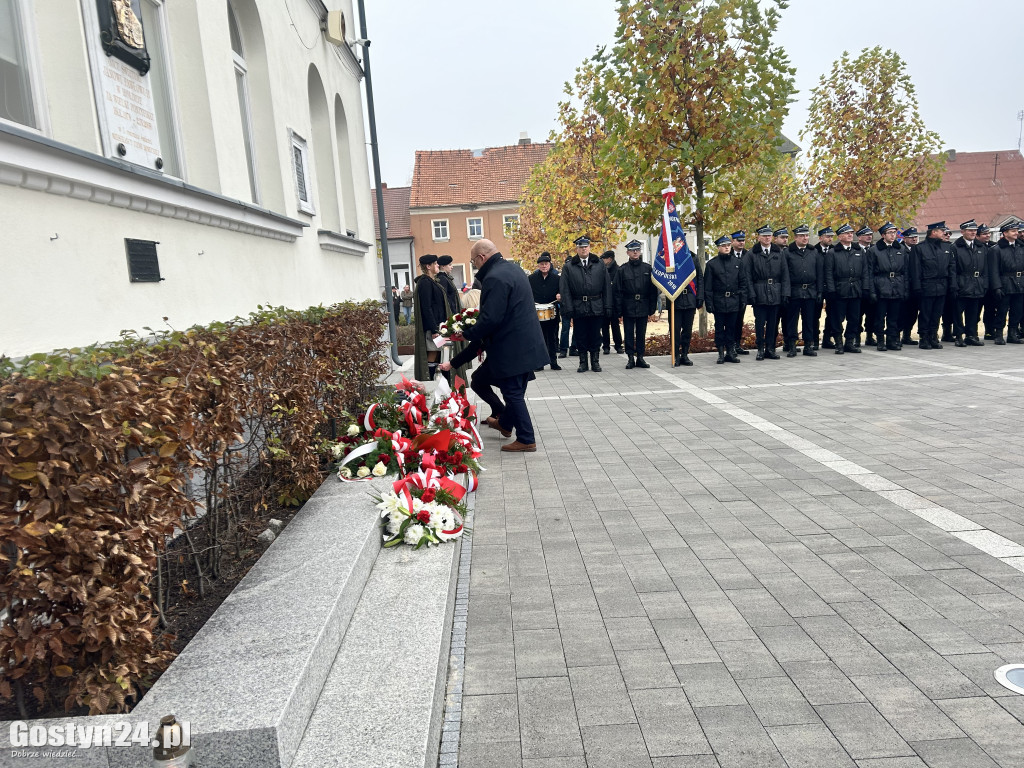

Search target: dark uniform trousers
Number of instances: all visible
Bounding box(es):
[998,294,1024,334]
[714,311,739,351]
[860,296,876,339]
[753,305,780,349]
[601,317,623,352]
[559,314,573,352]
[918,295,945,337]
[941,292,957,336]
[622,317,648,357]
[959,297,983,338]
[874,299,901,342]
[822,295,836,343]
[539,318,559,363]
[674,308,696,354]
[494,372,535,446]
[573,316,602,354]
[830,298,861,341]
[983,291,998,336]
[899,295,919,338]
[734,303,748,347]
[784,297,817,346]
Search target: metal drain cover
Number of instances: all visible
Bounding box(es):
[995,664,1024,695]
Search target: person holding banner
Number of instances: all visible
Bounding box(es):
[743,226,790,360]
[705,235,746,364]
[560,236,613,373]
[672,255,704,366]
[650,185,700,366]
[615,239,658,369]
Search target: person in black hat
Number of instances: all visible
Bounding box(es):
[978,225,999,338]
[991,221,1024,344]
[783,225,822,357]
[413,254,448,380]
[615,240,659,368]
[898,227,921,346]
[599,250,624,354]
[705,235,746,364]
[670,246,705,367]
[729,231,750,356]
[743,225,790,360]
[815,227,836,349]
[557,252,575,357]
[951,221,988,346]
[529,252,562,370]
[855,227,877,346]
[824,225,870,354]
[867,223,909,351]
[911,222,956,349]
[560,236,613,372]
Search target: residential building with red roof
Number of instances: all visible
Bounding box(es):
[915,149,1024,236]
[409,134,553,287]
[371,184,415,293]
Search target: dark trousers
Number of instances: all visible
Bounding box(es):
[918,295,944,336]
[573,315,602,353]
[959,297,982,338]
[899,294,919,337]
[713,311,738,351]
[539,319,559,363]
[622,316,649,357]
[470,361,505,420]
[983,290,998,335]
[602,316,623,351]
[784,297,816,345]
[495,372,536,445]
[559,314,573,351]
[752,304,780,348]
[823,295,837,341]
[830,297,861,340]
[998,293,1024,334]
[860,297,876,337]
[674,307,696,354]
[941,292,957,331]
[813,298,825,344]
[874,298,901,342]
[735,304,748,347]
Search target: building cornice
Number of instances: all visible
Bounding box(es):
[0,123,306,242]
[410,202,521,216]
[318,229,373,256]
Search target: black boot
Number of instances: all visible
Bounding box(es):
[550,356,562,371]
[954,335,966,347]
[844,339,860,353]
[679,345,693,366]
[765,344,780,359]
[886,336,900,351]
[822,335,837,349]
[803,343,817,356]
[967,336,985,346]
[787,343,798,358]
[591,350,602,372]
[942,324,954,342]
[1008,331,1023,344]
[577,353,589,373]
[756,345,765,361]
[569,346,577,355]
[725,347,740,363]
[736,342,750,356]
[635,355,650,368]
[626,354,635,369]
[876,339,887,351]
[994,332,1006,345]
[902,331,917,346]
[931,333,943,349]
[558,349,568,359]
[602,346,611,355]
[716,349,726,364]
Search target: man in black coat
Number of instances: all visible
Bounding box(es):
[528,252,562,370]
[824,224,870,354]
[705,235,746,364]
[898,227,921,346]
[952,220,988,346]
[671,250,705,367]
[978,224,998,339]
[742,225,790,360]
[783,225,822,357]
[815,227,835,349]
[856,226,877,346]
[867,223,909,351]
[730,231,750,355]
[990,221,1024,344]
[600,250,624,354]
[390,286,401,323]
[560,236,613,373]
[459,240,549,452]
[912,221,956,349]
[614,240,659,369]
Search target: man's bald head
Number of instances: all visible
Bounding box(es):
[470,239,497,258]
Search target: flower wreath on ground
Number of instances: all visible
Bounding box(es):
[324,374,482,548]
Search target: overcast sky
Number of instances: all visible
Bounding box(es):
[363,0,1023,187]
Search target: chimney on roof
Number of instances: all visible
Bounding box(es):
[518,131,531,146]
[946,149,956,161]
[382,183,388,189]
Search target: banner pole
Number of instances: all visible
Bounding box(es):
[670,298,676,367]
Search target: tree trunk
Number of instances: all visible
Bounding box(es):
[694,171,709,337]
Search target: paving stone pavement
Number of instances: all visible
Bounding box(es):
[455,344,1024,768]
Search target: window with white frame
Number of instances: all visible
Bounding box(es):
[431,219,449,241]
[0,0,38,128]
[467,217,484,239]
[229,3,259,203]
[290,130,315,214]
[503,214,520,237]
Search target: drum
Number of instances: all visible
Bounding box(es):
[535,303,555,322]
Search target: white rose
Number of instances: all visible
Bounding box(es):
[452,322,463,333]
[404,524,425,546]
[347,424,361,436]
[372,461,388,477]
[356,466,370,478]
[339,466,352,479]
[434,509,462,541]
[330,443,344,459]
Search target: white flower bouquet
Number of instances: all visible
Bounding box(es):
[438,308,480,342]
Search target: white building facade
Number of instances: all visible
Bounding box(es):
[0,0,377,357]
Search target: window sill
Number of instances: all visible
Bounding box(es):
[0,122,307,242]
[432,238,450,243]
[318,229,372,256]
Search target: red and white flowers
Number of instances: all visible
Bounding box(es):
[438,307,480,341]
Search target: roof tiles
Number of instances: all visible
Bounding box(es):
[410,142,553,208]
[371,185,412,240]
[916,150,1024,228]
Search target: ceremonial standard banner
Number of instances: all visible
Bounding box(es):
[651,186,697,301]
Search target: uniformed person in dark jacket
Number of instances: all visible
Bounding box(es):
[413,254,449,380]
[990,221,1024,344]
[705,235,746,364]
[730,231,750,355]
[867,223,909,351]
[615,240,659,369]
[898,227,921,346]
[436,255,461,315]
[600,250,624,355]
[560,236,613,372]
[978,224,998,339]
[856,227,876,346]
[671,248,705,367]
[824,224,870,354]
[952,220,988,346]
[911,221,956,349]
[769,228,790,345]
[528,252,562,370]
[742,225,790,360]
[783,225,822,357]
[815,227,836,349]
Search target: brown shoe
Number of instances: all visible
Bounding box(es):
[501,441,537,452]
[486,418,512,437]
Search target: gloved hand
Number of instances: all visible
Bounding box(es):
[996,288,1005,299]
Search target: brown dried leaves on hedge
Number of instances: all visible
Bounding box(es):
[0,302,387,714]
